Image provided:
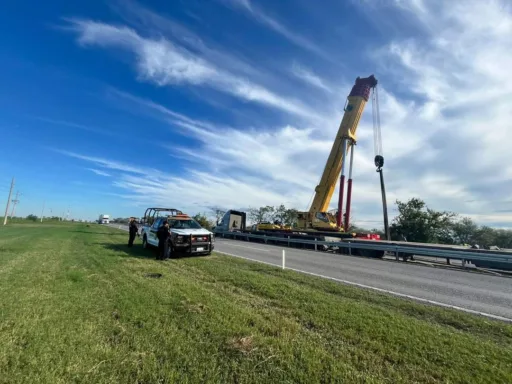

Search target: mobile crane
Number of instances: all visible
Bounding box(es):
[297,75,378,232]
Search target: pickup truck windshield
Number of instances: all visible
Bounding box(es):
[169,219,203,229]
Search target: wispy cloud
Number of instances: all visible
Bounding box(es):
[64,18,320,121]
[35,116,110,136]
[57,91,413,220]
[290,62,332,92]
[216,0,330,60]
[110,0,265,80]
[86,168,112,177]
[53,149,158,176]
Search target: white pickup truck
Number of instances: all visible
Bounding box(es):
[140,208,214,258]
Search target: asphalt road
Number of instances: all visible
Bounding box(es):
[107,224,512,321]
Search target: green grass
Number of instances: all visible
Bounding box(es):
[0,223,511,383]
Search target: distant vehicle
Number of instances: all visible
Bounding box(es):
[140,207,214,258]
[98,214,110,224]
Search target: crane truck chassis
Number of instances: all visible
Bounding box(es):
[214,210,512,270]
[214,210,385,258]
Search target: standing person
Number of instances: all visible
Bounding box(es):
[128,217,138,247]
[156,220,171,260]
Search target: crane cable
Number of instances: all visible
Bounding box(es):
[372,85,384,170]
[372,85,383,158]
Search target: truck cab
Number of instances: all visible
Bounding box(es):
[214,210,246,233]
[140,208,214,257]
[98,214,110,224]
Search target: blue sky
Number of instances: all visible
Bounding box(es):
[2,0,512,227]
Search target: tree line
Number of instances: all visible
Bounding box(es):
[389,198,511,249]
[17,198,512,248]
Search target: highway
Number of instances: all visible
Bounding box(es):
[108,224,512,321]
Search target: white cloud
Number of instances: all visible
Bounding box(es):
[87,168,112,177]
[375,1,512,177]
[110,0,268,81]
[290,62,332,92]
[54,149,158,176]
[58,1,512,228]
[216,0,330,60]
[65,19,320,121]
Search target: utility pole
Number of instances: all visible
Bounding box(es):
[3,178,15,226]
[10,191,21,218]
[40,201,46,223]
[376,164,391,241]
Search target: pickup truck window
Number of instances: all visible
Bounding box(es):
[152,218,163,229]
[169,219,202,229]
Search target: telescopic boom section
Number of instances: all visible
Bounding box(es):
[309,75,378,215]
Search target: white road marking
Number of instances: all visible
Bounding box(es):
[216,250,512,323]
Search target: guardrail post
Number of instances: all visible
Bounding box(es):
[462,259,466,268]
[282,250,285,270]
[288,236,290,247]
[264,234,267,244]
[395,247,399,261]
[315,238,317,251]
[348,242,351,256]
[446,258,450,265]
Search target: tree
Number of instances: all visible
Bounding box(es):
[426,207,457,244]
[248,206,274,223]
[390,198,456,243]
[283,208,298,227]
[471,226,497,248]
[452,217,478,244]
[493,229,512,249]
[193,213,214,230]
[247,205,300,227]
[209,207,226,225]
[26,214,38,221]
[273,204,287,224]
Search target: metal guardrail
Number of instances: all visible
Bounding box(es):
[215,231,512,266]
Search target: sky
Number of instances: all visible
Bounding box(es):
[1,0,512,228]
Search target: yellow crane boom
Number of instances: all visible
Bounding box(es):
[297,75,378,232]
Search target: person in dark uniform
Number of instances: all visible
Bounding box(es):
[156,220,171,260]
[128,217,138,247]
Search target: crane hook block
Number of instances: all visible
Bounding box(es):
[349,75,378,102]
[374,155,384,169]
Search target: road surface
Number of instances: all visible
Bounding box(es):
[108,224,512,321]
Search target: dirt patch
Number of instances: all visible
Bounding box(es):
[189,303,208,313]
[144,273,162,279]
[228,336,256,355]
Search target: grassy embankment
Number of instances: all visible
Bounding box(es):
[0,223,511,383]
